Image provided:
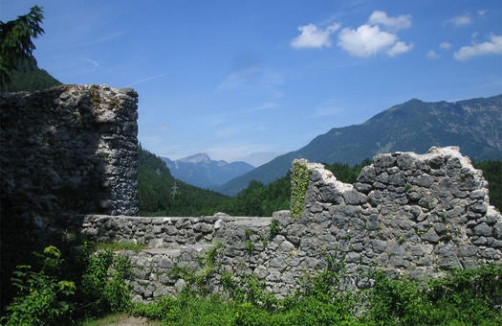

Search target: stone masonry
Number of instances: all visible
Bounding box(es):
[81,146,501,302]
[0,84,139,231]
[0,84,139,306]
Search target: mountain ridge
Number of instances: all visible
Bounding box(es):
[162,153,254,190]
[216,94,502,196]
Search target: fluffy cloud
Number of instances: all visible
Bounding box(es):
[447,14,472,27]
[291,23,340,49]
[337,11,413,58]
[368,11,412,30]
[338,24,396,57]
[292,10,412,57]
[454,34,502,60]
[440,42,453,50]
[426,50,440,59]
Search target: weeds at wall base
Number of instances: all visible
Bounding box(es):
[2,243,500,325]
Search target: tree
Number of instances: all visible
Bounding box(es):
[0,6,44,90]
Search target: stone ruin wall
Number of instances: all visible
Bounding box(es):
[0,84,139,235]
[81,146,501,302]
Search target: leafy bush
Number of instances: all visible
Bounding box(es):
[367,265,502,325]
[0,243,135,325]
[131,263,501,326]
[79,247,132,315]
[0,246,76,326]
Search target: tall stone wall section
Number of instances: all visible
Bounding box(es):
[0,84,139,234]
[81,146,501,302]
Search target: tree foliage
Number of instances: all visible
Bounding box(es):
[0,6,45,90]
[475,160,502,212]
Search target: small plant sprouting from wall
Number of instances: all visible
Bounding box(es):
[291,160,311,219]
[269,219,280,236]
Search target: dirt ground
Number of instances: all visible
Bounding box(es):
[104,316,160,326]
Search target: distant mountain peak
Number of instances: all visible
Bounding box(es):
[161,154,254,190]
[179,153,212,164]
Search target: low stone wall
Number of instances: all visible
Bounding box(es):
[81,146,501,302]
[82,213,270,248]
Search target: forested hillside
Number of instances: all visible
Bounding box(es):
[139,150,501,216]
[218,95,502,195]
[2,57,61,92]
[138,148,373,216]
[138,146,228,216]
[475,160,502,212]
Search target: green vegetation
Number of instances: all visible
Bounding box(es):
[0,6,61,92]
[138,145,228,216]
[291,161,311,219]
[0,244,133,325]
[138,146,373,217]
[139,148,502,217]
[0,246,75,326]
[129,263,502,326]
[2,243,501,325]
[95,240,146,253]
[475,160,502,211]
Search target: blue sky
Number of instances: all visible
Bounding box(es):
[2,0,501,166]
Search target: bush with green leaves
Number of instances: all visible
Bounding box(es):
[367,264,502,325]
[0,246,76,326]
[79,247,132,316]
[1,243,134,325]
[130,263,501,325]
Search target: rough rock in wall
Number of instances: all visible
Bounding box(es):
[0,84,138,239]
[296,146,501,278]
[81,147,501,302]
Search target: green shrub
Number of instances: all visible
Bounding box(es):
[0,246,76,326]
[79,248,132,315]
[269,219,280,236]
[367,265,502,325]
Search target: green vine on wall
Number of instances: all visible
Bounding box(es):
[291,160,311,219]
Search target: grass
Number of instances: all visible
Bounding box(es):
[96,241,147,253]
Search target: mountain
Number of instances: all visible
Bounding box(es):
[3,57,61,92]
[216,94,502,195]
[161,153,255,190]
[138,147,228,216]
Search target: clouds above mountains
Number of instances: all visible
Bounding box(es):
[454,34,502,61]
[292,9,501,62]
[291,10,413,58]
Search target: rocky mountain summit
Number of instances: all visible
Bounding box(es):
[161,153,254,189]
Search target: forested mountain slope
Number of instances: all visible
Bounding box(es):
[217,94,502,195]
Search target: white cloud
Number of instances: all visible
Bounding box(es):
[218,67,283,91]
[218,67,261,90]
[338,24,413,57]
[336,11,413,58]
[426,50,440,59]
[440,42,452,50]
[387,41,414,57]
[127,74,164,87]
[478,9,487,17]
[291,23,340,49]
[454,34,502,60]
[368,11,412,30]
[447,14,472,27]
